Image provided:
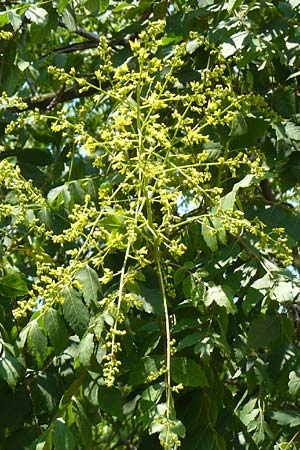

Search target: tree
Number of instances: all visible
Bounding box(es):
[1,1,300,449]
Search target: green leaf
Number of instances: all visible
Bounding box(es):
[44,308,68,353]
[100,0,109,13]
[0,273,28,297]
[177,332,203,350]
[170,357,208,387]
[59,372,86,409]
[220,174,256,211]
[8,10,22,31]
[285,122,300,141]
[30,373,59,415]
[222,31,249,57]
[98,386,123,418]
[17,59,30,72]
[198,0,214,6]
[272,281,293,304]
[231,112,248,136]
[271,409,300,427]
[234,174,257,190]
[0,346,24,390]
[288,371,300,398]
[140,286,164,317]
[73,400,93,448]
[75,332,94,367]
[75,266,102,305]
[238,398,258,426]
[251,273,271,291]
[243,287,263,315]
[219,190,236,211]
[61,8,76,31]
[47,185,71,207]
[52,418,75,450]
[181,423,214,450]
[186,39,200,54]
[25,6,48,26]
[282,152,300,190]
[182,274,205,307]
[204,285,236,313]
[201,221,218,252]
[248,315,281,349]
[226,0,243,13]
[0,12,10,27]
[58,0,72,13]
[62,287,90,337]
[29,321,48,361]
[129,356,164,385]
[114,2,132,12]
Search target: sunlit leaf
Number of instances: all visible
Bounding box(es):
[204,285,236,313]
[25,6,48,26]
[75,266,102,305]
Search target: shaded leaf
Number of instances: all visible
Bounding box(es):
[243,287,263,315]
[98,386,123,418]
[73,400,93,448]
[17,149,53,166]
[52,418,75,450]
[177,332,203,350]
[44,308,68,353]
[231,112,248,136]
[0,273,28,297]
[62,287,90,337]
[248,315,281,349]
[29,321,48,361]
[171,357,208,387]
[129,356,164,385]
[0,346,24,390]
[140,286,164,317]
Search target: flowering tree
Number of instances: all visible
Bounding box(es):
[1,1,300,449]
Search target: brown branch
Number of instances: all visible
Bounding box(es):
[58,19,100,43]
[14,80,101,112]
[41,41,99,58]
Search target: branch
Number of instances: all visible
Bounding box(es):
[58,19,100,43]
[14,80,100,112]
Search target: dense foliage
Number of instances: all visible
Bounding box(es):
[1,1,300,449]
